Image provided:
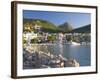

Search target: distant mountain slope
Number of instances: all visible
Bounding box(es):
[23,18,61,33]
[23,18,90,33]
[71,24,91,33]
[58,22,73,32]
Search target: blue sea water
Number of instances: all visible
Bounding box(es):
[32,44,91,66]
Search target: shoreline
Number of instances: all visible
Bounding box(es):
[24,42,90,46]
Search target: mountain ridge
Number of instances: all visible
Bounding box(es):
[23,18,90,33]
[71,24,91,33]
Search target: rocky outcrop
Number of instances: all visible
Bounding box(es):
[64,59,80,67]
[23,46,80,69]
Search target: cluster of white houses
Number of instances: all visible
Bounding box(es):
[23,24,91,44]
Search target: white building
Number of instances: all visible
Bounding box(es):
[23,32,37,40]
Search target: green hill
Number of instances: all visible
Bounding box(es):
[71,24,91,33]
[23,19,90,33]
[23,18,61,33]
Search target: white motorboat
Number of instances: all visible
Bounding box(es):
[71,41,80,45]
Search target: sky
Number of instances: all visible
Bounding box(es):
[23,10,91,29]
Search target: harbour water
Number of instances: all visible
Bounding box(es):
[31,44,91,66]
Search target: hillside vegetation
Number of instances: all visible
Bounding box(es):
[71,24,91,33]
[23,18,91,33]
[23,19,61,33]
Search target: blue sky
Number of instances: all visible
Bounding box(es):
[23,10,91,29]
